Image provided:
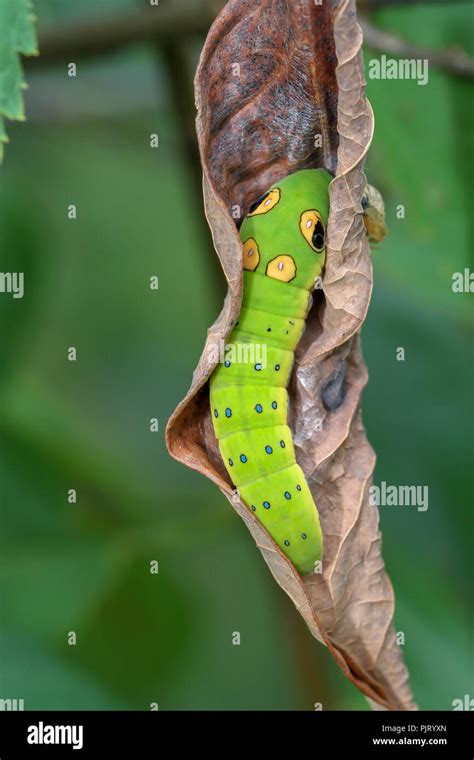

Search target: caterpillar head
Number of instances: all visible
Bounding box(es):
[239,168,331,291]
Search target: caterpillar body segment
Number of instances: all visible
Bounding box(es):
[209,169,331,575]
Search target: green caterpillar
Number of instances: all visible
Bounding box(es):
[209,168,331,576]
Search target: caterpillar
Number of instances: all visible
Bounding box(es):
[209,168,331,576]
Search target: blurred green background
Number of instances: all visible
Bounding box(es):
[0,0,472,710]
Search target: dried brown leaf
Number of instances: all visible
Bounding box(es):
[166,0,416,710]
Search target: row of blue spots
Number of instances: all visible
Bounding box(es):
[229,441,286,458]
[226,439,294,483]
[223,361,280,372]
[255,401,279,413]
[265,440,286,453]
[229,454,248,466]
[283,534,307,545]
[214,407,232,418]
[227,452,301,490]
[283,535,307,545]
[250,486,303,509]
[254,364,281,371]
[250,487,308,542]
[215,401,278,418]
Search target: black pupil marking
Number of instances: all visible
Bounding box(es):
[312,221,325,250]
[249,192,270,214]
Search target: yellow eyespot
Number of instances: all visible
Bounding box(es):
[247,188,281,216]
[242,238,260,271]
[266,255,296,283]
[300,210,326,252]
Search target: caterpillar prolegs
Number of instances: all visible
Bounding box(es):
[209,169,331,575]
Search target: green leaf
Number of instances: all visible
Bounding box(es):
[0,0,38,159]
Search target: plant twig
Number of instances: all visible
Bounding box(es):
[157,38,227,296]
[30,4,474,80]
[361,18,474,78]
[32,4,212,66]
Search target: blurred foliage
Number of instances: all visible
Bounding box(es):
[363,1,473,711]
[0,1,472,710]
[0,0,38,158]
